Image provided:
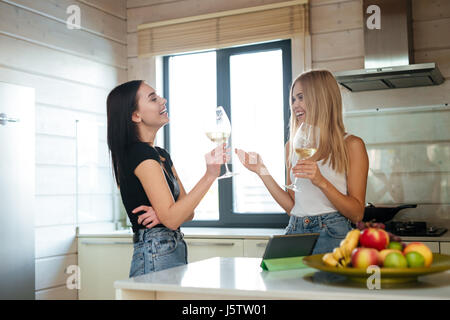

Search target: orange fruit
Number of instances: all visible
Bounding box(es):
[403,242,433,267]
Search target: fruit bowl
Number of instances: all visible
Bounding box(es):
[303,253,450,284]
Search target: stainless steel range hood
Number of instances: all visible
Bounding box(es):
[334,0,445,92]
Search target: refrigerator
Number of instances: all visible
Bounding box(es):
[0,82,35,299]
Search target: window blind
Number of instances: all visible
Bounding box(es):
[137,0,308,57]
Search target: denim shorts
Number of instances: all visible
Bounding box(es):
[129,227,188,278]
[285,212,353,255]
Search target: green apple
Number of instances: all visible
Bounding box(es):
[383,252,407,268]
[388,241,403,251]
[405,251,425,268]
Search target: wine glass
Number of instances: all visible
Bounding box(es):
[284,123,320,192]
[204,106,238,179]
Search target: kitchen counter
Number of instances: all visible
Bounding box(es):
[77,227,286,239]
[77,226,450,242]
[114,257,450,300]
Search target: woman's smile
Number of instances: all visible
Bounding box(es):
[294,108,305,121]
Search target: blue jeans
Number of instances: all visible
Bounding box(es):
[285,212,353,255]
[129,227,188,278]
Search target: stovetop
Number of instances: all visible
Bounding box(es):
[385,221,448,237]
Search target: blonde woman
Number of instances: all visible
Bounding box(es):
[235,70,369,254]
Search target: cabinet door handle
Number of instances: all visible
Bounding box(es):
[0,113,20,126]
[81,240,132,245]
[186,242,235,247]
[256,243,268,247]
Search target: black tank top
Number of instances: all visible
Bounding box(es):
[119,142,180,232]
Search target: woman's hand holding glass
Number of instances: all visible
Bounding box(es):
[205,143,230,179]
[292,160,326,188]
[204,106,237,179]
[285,123,320,192]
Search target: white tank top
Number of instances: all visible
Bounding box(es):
[289,134,351,217]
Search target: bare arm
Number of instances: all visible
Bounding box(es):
[131,166,194,228]
[235,143,294,213]
[293,136,369,223]
[134,145,225,230]
[172,166,195,223]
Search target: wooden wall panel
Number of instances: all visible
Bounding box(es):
[310,0,351,6]
[310,0,362,34]
[0,2,126,68]
[413,18,450,50]
[35,105,105,138]
[312,56,364,72]
[4,0,127,43]
[311,28,364,61]
[127,32,138,58]
[35,254,77,290]
[127,57,156,83]
[35,195,76,227]
[78,0,127,19]
[0,35,126,89]
[35,225,77,259]
[36,135,76,166]
[0,68,109,114]
[36,166,76,195]
[412,0,450,21]
[127,0,174,8]
[35,285,78,300]
[77,195,115,223]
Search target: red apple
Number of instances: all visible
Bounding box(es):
[351,247,381,269]
[359,228,390,251]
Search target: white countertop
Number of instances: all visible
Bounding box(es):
[114,257,450,300]
[77,227,286,239]
[77,226,450,242]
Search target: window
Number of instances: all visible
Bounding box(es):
[163,40,292,227]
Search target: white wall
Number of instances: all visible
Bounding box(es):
[0,0,127,299]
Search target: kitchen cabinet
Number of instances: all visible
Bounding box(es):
[185,238,244,263]
[78,238,133,300]
[78,236,245,299]
[440,243,450,255]
[243,239,269,258]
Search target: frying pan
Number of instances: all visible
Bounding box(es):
[362,203,417,223]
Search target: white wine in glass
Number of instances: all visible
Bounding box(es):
[204,106,237,179]
[285,123,320,192]
[295,147,317,160]
[205,132,230,145]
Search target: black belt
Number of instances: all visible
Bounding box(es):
[132,232,140,244]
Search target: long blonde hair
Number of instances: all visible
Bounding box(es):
[288,70,349,174]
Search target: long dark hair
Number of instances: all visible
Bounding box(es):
[107,80,143,186]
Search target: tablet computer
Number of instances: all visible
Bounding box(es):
[262,233,320,259]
